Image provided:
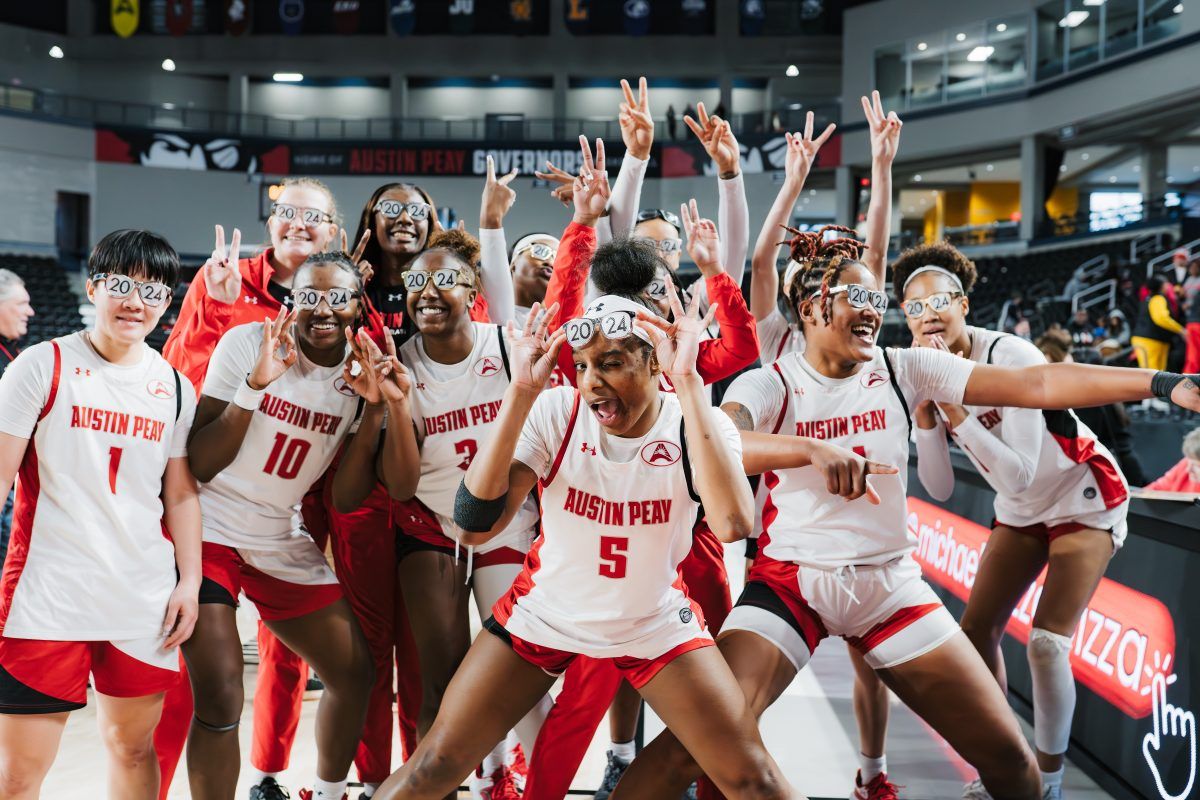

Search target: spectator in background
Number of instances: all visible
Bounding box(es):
[1171,248,1191,287]
[665,104,677,140]
[1003,290,1032,339]
[1182,259,1200,373]
[1102,309,1131,349]
[1143,427,1200,494]
[1066,307,1096,346]
[1132,275,1183,371]
[0,268,34,567]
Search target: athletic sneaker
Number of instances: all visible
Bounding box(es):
[506,742,529,792]
[304,673,325,700]
[469,766,521,800]
[851,770,900,800]
[594,751,631,800]
[1042,783,1063,800]
[249,777,291,800]
[962,779,994,800]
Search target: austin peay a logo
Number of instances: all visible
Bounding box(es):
[147,378,175,399]
[861,369,888,389]
[333,376,358,397]
[641,440,681,467]
[679,608,694,624]
[474,357,502,377]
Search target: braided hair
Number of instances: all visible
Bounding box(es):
[780,225,868,328]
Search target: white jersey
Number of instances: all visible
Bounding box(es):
[500,387,738,657]
[756,309,805,364]
[0,333,195,639]
[199,322,359,550]
[960,327,1128,527]
[401,322,537,554]
[725,347,974,568]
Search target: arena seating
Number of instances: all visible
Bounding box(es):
[0,254,83,347]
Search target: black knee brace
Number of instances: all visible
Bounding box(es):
[193,714,240,733]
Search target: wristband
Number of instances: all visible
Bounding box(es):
[232,377,267,411]
[454,480,507,533]
[1150,372,1191,401]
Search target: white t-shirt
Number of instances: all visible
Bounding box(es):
[0,333,195,639]
[198,322,359,550]
[756,309,805,364]
[725,347,974,568]
[497,387,739,657]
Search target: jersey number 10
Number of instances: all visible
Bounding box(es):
[263,433,312,479]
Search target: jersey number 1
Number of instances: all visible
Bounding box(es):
[108,447,122,493]
[263,433,312,479]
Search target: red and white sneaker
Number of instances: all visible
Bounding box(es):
[490,770,522,799]
[850,770,901,800]
[505,742,529,793]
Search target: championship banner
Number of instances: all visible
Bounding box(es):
[279,0,304,34]
[740,0,765,36]
[622,0,650,36]
[332,0,361,34]
[564,0,589,33]
[112,0,140,37]
[389,0,416,34]
[225,0,251,34]
[447,0,475,35]
[165,0,194,35]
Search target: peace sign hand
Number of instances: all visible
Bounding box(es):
[533,161,576,207]
[684,102,741,178]
[785,111,837,186]
[339,227,374,284]
[861,89,903,166]
[204,225,243,305]
[481,154,519,229]
[572,136,611,225]
[679,199,722,276]
[506,302,566,396]
[248,308,298,390]
[619,77,654,161]
[635,283,717,381]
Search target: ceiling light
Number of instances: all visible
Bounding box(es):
[810,189,817,195]
[1059,11,1090,27]
[162,102,176,110]
[48,45,64,59]
[1132,164,1141,172]
[967,46,995,61]
[986,163,995,171]
[955,32,967,41]
[1080,152,1090,160]
[1193,166,1200,172]
[917,42,928,51]
[1109,175,1118,183]
[906,207,915,213]
[1060,165,1068,173]
[913,174,923,182]
[1174,3,1183,12]
[996,23,1008,32]
[162,58,176,71]
[1084,0,1105,5]
[273,72,304,83]
[785,64,799,77]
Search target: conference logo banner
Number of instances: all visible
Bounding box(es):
[96,127,289,174]
[907,497,1176,720]
[289,141,650,177]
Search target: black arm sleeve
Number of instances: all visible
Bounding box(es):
[454,479,508,533]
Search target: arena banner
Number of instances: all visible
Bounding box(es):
[112,0,140,37]
[907,464,1198,800]
[95,127,289,174]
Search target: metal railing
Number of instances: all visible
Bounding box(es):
[1146,236,1200,277]
[1130,230,1168,263]
[1076,254,1111,284]
[943,220,1021,248]
[0,83,826,142]
[1072,279,1117,314]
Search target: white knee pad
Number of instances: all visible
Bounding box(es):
[1026,627,1075,755]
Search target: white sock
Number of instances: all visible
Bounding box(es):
[362,784,380,799]
[1041,767,1064,789]
[859,753,887,782]
[312,778,348,800]
[610,739,636,762]
[248,769,279,786]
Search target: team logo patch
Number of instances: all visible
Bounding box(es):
[641,440,681,467]
[333,376,358,397]
[147,378,175,399]
[474,357,502,377]
[679,608,694,624]
[861,370,888,389]
[1083,487,1098,500]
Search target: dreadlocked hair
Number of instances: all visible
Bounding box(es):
[779,225,868,328]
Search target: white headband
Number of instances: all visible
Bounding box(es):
[511,233,559,259]
[582,294,654,343]
[782,259,804,294]
[902,265,964,294]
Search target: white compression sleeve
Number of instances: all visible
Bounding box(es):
[717,172,749,288]
[914,424,956,501]
[478,227,516,325]
[951,407,1041,497]
[607,152,649,239]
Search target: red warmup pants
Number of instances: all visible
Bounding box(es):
[522,522,732,800]
[325,481,422,782]
[1185,323,1200,374]
[153,491,330,797]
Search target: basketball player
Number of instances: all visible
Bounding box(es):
[374,247,802,800]
[182,252,414,800]
[612,230,1200,800]
[385,228,550,799]
[156,176,345,800]
[0,230,200,800]
[896,243,1128,800]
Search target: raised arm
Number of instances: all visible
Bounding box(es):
[684,103,747,284]
[477,155,518,324]
[608,77,654,238]
[750,113,837,320]
[456,304,566,544]
[860,91,903,287]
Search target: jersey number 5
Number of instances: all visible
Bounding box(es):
[263,433,312,480]
[599,536,628,579]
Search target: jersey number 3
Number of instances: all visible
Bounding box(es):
[263,433,312,480]
[599,536,628,579]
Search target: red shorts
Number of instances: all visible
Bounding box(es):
[484,617,712,690]
[999,520,1089,543]
[200,542,342,622]
[0,635,178,713]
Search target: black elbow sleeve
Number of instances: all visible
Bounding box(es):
[454,480,507,532]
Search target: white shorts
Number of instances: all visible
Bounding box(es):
[724,553,958,670]
[997,498,1130,552]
